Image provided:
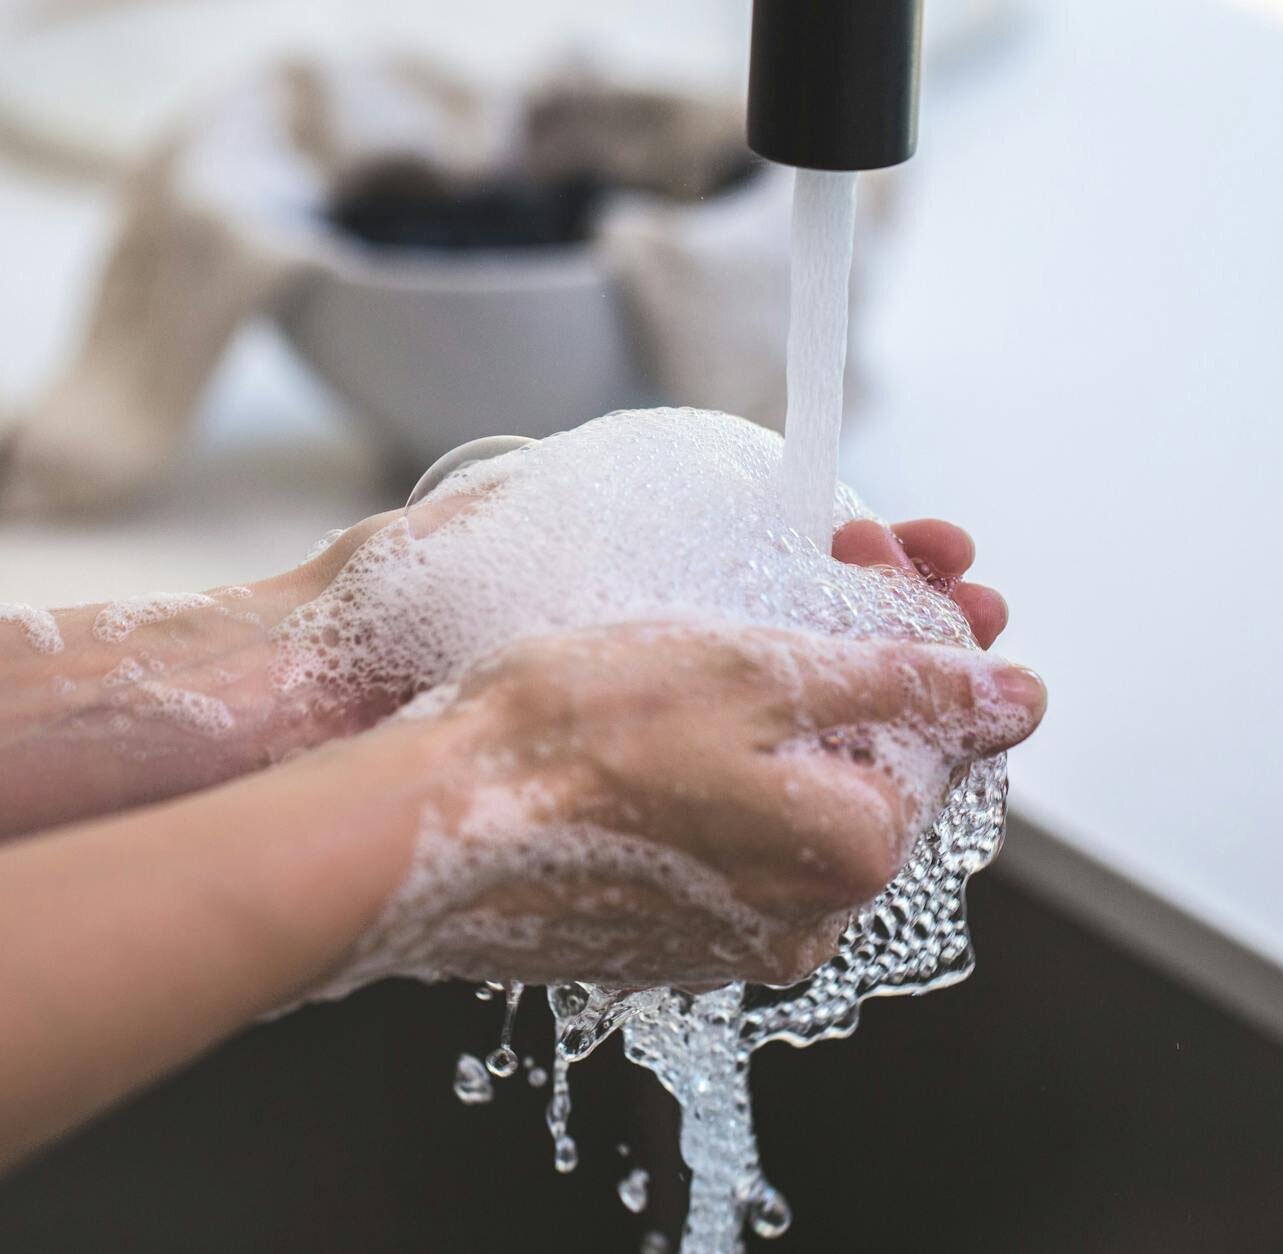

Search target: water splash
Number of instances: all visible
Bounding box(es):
[484,980,524,1078]
[532,752,1006,1251]
[618,1167,650,1215]
[545,1050,578,1174]
[452,1053,494,1106]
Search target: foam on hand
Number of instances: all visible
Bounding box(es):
[0,603,64,655]
[272,407,975,707]
[93,588,261,644]
[272,408,1010,1253]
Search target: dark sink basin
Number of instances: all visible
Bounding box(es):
[2,844,1280,1252]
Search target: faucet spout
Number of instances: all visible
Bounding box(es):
[747,0,924,172]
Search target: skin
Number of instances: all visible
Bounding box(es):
[0,505,1042,1173]
[387,621,1041,992]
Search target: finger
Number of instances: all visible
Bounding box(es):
[952,582,1009,650]
[878,643,1046,755]
[832,519,916,573]
[890,519,976,577]
[789,638,1046,755]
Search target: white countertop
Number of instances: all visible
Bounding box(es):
[2,0,1280,1030]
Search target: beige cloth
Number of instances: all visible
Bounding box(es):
[0,58,817,515]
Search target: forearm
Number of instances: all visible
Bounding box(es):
[0,543,380,838]
[0,708,473,1174]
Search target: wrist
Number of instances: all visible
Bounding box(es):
[271,690,511,943]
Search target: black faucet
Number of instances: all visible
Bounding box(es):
[747,0,924,172]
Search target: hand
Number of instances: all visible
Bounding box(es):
[0,489,493,839]
[0,509,1044,1171]
[286,509,1009,735]
[341,620,1045,992]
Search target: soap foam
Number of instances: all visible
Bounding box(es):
[272,408,975,709]
[275,408,1007,1252]
[93,593,220,643]
[95,652,233,737]
[103,656,146,687]
[0,603,64,655]
[92,587,259,644]
[130,680,235,737]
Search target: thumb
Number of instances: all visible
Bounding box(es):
[875,642,1047,758]
[808,639,1047,757]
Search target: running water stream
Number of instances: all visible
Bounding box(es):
[779,170,859,550]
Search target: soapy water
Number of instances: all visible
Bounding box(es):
[98,652,235,739]
[273,406,1007,1251]
[0,603,64,655]
[93,588,261,644]
[93,592,220,643]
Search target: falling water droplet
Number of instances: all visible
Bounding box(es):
[617,1167,650,1214]
[452,1053,494,1106]
[500,980,524,1042]
[639,1232,670,1254]
[545,1052,577,1171]
[481,981,525,1079]
[748,1183,793,1239]
[485,1046,519,1078]
[553,1136,579,1174]
[527,1066,548,1089]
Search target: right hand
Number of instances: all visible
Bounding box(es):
[340,621,1046,992]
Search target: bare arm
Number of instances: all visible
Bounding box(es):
[0,706,469,1174]
[0,624,1044,1174]
[0,509,1008,839]
[0,511,414,838]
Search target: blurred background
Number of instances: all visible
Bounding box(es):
[1,1,1281,1251]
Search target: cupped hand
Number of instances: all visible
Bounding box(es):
[356,621,1045,991]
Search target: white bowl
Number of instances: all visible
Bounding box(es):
[277,238,654,465]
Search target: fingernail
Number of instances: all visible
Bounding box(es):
[994,665,1047,718]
